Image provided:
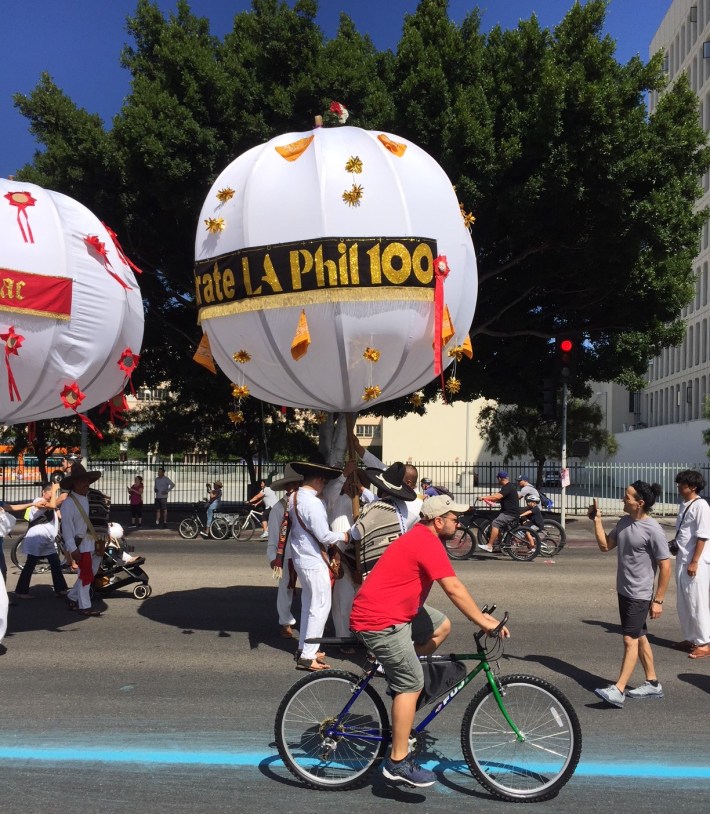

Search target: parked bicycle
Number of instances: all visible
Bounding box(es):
[274,606,581,801]
[209,504,263,540]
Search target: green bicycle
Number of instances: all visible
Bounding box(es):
[274,606,582,802]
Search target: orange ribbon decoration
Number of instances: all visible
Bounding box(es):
[1,325,24,401]
[60,382,104,439]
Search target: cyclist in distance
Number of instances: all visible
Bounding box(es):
[350,494,509,788]
[477,471,520,554]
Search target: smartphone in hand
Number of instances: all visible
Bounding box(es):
[588,499,598,519]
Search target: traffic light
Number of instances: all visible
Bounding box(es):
[556,336,577,380]
[538,377,556,418]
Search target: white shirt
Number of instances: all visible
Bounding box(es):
[263,486,278,509]
[22,502,59,557]
[675,497,710,564]
[288,486,344,570]
[266,496,288,563]
[61,493,93,554]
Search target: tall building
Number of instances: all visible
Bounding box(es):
[604,0,710,463]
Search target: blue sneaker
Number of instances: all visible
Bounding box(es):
[382,754,436,787]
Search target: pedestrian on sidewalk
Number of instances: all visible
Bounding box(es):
[128,475,144,528]
[590,481,670,708]
[672,469,710,659]
[154,468,175,529]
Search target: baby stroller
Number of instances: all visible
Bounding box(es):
[92,522,152,600]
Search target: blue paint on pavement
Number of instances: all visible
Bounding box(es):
[0,745,708,779]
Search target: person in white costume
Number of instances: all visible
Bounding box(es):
[62,464,104,617]
[288,461,349,672]
[673,470,710,659]
[265,464,303,639]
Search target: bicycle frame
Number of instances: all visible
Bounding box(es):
[323,645,523,746]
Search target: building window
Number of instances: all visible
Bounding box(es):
[356,424,376,438]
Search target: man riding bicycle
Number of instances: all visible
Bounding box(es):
[350,494,508,788]
[477,471,520,554]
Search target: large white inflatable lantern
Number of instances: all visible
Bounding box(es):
[0,179,144,426]
[194,124,477,412]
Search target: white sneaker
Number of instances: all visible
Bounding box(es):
[477,543,493,553]
[260,532,268,538]
[594,684,625,707]
[626,681,664,700]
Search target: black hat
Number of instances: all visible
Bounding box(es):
[291,461,343,481]
[363,462,417,501]
[60,462,102,490]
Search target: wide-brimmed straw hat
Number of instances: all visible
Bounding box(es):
[363,462,417,501]
[270,463,305,491]
[291,461,343,481]
[60,462,102,490]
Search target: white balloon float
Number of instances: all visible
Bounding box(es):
[194,124,476,413]
[0,179,144,428]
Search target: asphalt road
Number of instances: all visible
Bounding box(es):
[1,524,709,814]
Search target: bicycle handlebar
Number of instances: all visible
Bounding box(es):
[474,609,509,646]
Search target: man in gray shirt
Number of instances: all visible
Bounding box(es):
[590,480,671,708]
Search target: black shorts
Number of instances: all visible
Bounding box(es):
[131,504,143,518]
[617,594,650,639]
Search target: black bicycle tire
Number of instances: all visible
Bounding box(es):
[461,673,582,802]
[445,527,475,560]
[503,525,540,562]
[209,516,230,540]
[178,517,200,539]
[237,514,259,541]
[11,535,63,573]
[275,669,389,790]
[476,518,492,547]
[542,519,567,554]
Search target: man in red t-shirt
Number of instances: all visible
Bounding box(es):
[350,494,509,788]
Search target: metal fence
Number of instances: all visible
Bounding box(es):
[2,458,708,517]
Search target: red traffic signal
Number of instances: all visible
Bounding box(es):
[556,337,577,379]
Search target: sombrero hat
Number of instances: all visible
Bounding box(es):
[363,462,417,501]
[60,462,102,490]
[270,463,305,491]
[290,461,343,481]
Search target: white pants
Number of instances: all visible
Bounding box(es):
[276,555,297,627]
[331,569,357,638]
[67,554,102,610]
[294,562,331,661]
[676,558,710,645]
[0,577,8,642]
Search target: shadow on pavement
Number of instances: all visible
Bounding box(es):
[136,584,304,652]
[677,671,710,694]
[517,653,608,691]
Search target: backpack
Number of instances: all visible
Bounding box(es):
[539,492,554,510]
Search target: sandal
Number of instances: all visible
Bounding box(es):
[296,657,330,672]
[77,609,102,617]
[339,646,357,655]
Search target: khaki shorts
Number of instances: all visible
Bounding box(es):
[356,605,448,694]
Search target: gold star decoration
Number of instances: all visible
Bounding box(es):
[362,385,382,402]
[205,217,225,233]
[216,187,235,202]
[448,345,466,363]
[228,410,245,425]
[445,377,461,395]
[409,392,424,408]
[342,184,364,207]
[345,156,363,174]
[363,347,381,363]
[459,202,476,229]
[232,350,251,363]
[231,384,250,399]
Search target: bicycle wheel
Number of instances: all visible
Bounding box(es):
[178,517,200,539]
[209,516,230,540]
[539,519,566,555]
[445,527,475,560]
[503,525,540,562]
[275,669,390,790]
[461,673,581,803]
[476,519,492,547]
[234,514,259,541]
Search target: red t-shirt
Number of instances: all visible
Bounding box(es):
[350,523,455,632]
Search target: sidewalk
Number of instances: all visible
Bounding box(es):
[558,513,676,544]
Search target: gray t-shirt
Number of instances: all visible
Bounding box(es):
[610,514,670,600]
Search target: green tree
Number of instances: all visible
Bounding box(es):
[11,0,709,447]
[477,399,617,487]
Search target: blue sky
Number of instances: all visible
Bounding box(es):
[2,0,672,178]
